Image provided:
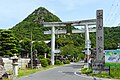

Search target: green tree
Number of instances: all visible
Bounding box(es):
[33,41,50,56]
[19,38,31,55]
[56,37,74,47]
[0,30,19,57]
[60,44,84,61]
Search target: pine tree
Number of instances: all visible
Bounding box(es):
[0,30,19,57]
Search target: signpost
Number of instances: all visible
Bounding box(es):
[104,50,120,75]
[105,50,120,66]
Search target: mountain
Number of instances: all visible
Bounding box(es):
[10,7,120,49]
[11,7,61,41]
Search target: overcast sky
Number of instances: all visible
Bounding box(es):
[0,0,120,29]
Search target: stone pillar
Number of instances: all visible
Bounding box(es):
[96,10,104,61]
[92,10,104,73]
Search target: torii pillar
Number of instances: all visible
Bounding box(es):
[85,24,91,62]
[51,26,55,65]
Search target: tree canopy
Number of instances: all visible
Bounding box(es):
[0,30,19,57]
[33,41,50,55]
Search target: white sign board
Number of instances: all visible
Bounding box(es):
[105,50,120,66]
[54,49,61,53]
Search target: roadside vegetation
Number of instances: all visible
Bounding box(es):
[18,65,58,78]
[80,66,120,79]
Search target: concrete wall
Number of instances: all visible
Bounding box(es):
[2,58,30,71]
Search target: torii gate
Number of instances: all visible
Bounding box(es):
[43,10,104,65]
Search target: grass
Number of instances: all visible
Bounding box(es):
[80,66,120,79]
[80,67,92,74]
[89,72,111,78]
[17,65,59,78]
[2,65,62,80]
[105,62,120,66]
[110,66,120,79]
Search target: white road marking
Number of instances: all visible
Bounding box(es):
[58,71,62,73]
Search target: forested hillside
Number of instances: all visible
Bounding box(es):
[104,27,120,49]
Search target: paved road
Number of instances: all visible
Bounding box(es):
[16,62,111,80]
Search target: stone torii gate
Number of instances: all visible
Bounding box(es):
[43,19,96,65]
[43,10,104,65]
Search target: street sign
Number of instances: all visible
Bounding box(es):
[105,50,120,66]
[54,49,61,53]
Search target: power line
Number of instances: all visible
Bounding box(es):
[111,0,120,26]
[105,0,116,22]
[109,0,120,26]
[105,0,117,26]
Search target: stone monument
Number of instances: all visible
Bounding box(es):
[28,50,41,68]
[0,56,5,79]
[11,54,19,77]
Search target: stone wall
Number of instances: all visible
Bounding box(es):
[2,58,30,71]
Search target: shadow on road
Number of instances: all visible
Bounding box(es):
[62,72,74,75]
[64,64,83,69]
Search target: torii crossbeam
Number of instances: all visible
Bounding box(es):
[43,19,96,27]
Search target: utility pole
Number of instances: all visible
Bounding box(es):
[31,31,33,68]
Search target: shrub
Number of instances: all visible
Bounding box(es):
[81,68,87,71]
[37,55,44,59]
[86,68,92,74]
[63,60,70,64]
[40,59,48,67]
[46,58,52,65]
[80,68,92,74]
[74,59,80,62]
[55,60,63,65]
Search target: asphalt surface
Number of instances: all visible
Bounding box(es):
[16,62,112,80]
